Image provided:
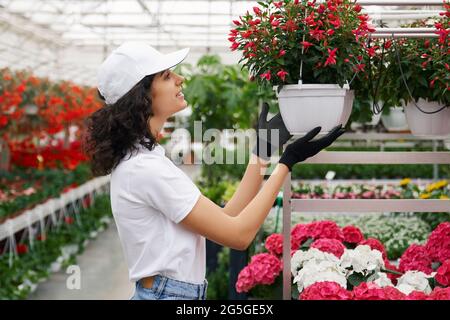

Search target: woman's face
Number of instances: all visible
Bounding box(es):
[150,68,187,118]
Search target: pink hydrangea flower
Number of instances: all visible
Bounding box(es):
[248,253,282,285]
[235,266,255,293]
[406,290,430,300]
[435,259,450,287]
[399,244,433,274]
[265,233,283,256]
[308,220,344,242]
[425,222,450,264]
[342,225,364,244]
[429,287,450,300]
[299,281,353,300]
[311,238,345,258]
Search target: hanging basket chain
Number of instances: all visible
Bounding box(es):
[367,36,387,115]
[393,34,449,114]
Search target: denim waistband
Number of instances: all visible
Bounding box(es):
[137,275,208,300]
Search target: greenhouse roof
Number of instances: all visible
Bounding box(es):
[0,0,445,85]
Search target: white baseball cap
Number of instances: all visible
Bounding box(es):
[97,42,190,105]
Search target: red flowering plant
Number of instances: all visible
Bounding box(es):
[0,68,26,132]
[379,3,450,109]
[229,0,374,89]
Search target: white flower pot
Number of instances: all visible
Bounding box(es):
[274,83,354,135]
[404,99,450,137]
[381,107,409,132]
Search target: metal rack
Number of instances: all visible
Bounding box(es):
[0,176,110,262]
[281,0,449,299]
[282,150,450,299]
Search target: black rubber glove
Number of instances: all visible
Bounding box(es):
[252,102,293,161]
[279,124,346,171]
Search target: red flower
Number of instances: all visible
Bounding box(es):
[384,40,392,49]
[253,6,262,16]
[276,70,288,81]
[300,281,352,300]
[429,287,450,300]
[277,49,286,58]
[309,220,344,242]
[352,282,386,300]
[300,41,313,51]
[399,244,433,274]
[0,115,8,127]
[310,27,325,41]
[311,238,345,258]
[233,20,241,26]
[65,216,75,225]
[342,225,364,244]
[230,42,239,51]
[236,266,255,293]
[436,259,450,287]
[284,19,298,32]
[273,1,283,8]
[353,283,405,300]
[16,243,28,255]
[425,222,450,263]
[406,291,429,300]
[291,224,310,250]
[248,253,282,285]
[271,19,280,27]
[354,63,366,72]
[248,19,261,26]
[260,71,271,81]
[265,233,283,256]
[324,48,338,66]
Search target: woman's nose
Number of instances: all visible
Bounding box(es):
[175,73,184,84]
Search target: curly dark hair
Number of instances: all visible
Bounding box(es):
[83,73,160,176]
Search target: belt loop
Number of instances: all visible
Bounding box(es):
[155,275,167,297]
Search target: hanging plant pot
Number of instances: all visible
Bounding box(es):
[381,107,409,132]
[404,99,450,137]
[274,83,354,135]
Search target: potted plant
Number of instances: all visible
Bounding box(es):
[380,5,450,137]
[229,0,374,134]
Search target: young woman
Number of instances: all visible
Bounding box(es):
[84,42,345,300]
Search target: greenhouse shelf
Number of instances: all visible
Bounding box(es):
[0,176,110,242]
[281,151,450,300]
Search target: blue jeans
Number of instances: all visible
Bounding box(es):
[131,275,208,300]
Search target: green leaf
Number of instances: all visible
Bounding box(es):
[300,237,314,250]
[347,272,367,288]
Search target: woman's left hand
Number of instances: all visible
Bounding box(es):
[252,102,293,161]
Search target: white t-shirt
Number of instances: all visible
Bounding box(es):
[110,142,205,284]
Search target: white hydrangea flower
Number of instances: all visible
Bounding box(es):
[373,272,393,288]
[291,248,339,276]
[293,259,347,292]
[396,271,433,295]
[339,245,385,276]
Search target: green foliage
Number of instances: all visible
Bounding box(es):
[182,54,272,135]
[206,247,230,300]
[0,195,112,299]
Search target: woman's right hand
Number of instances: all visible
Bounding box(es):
[279,124,346,171]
